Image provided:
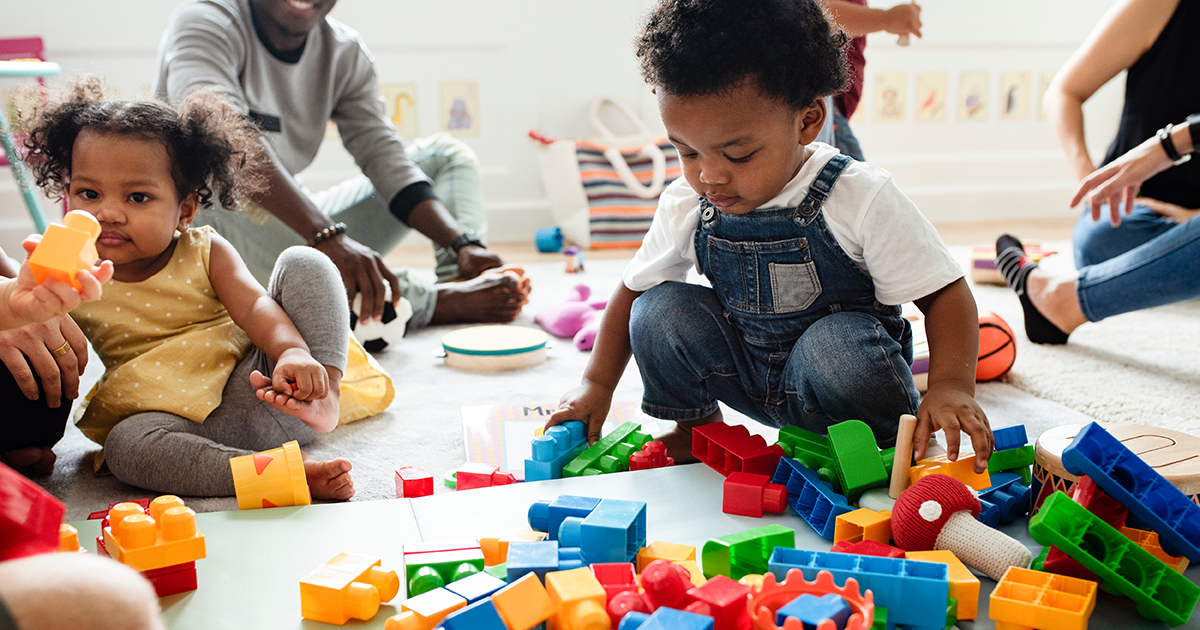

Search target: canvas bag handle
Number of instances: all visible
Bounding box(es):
[587,98,668,199]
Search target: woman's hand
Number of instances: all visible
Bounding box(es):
[1070,133,1176,226]
[0,315,89,408]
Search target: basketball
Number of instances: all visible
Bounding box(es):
[977,310,1016,381]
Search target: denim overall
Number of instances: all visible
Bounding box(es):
[630,154,919,445]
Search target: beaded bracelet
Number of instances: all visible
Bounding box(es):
[309,222,347,247]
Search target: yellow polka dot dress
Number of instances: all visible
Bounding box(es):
[71,227,251,450]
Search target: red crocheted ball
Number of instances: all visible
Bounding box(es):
[891,474,981,551]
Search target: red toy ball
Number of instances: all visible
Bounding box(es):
[977,310,1016,381]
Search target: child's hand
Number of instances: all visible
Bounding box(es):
[6,253,113,327]
[269,347,329,401]
[546,379,614,445]
[913,382,993,473]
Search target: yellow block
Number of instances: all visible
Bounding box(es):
[907,550,980,620]
[491,572,557,630]
[229,440,311,510]
[636,540,696,573]
[677,560,706,587]
[834,508,893,544]
[545,567,609,630]
[28,211,99,290]
[910,455,991,491]
[103,500,206,572]
[384,587,467,630]
[300,552,399,625]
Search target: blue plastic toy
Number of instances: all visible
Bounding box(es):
[528,495,603,541]
[525,422,588,482]
[558,498,648,564]
[437,597,508,630]
[445,571,507,604]
[505,540,584,583]
[772,458,854,540]
[991,425,1028,452]
[618,607,715,630]
[776,593,851,630]
[976,472,1031,527]
[535,227,564,253]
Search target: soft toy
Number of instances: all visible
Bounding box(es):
[535,284,606,350]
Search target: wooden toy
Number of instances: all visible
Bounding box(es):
[28,210,100,290]
[229,440,310,510]
[440,325,549,372]
[300,552,399,625]
[977,310,1016,381]
[888,414,917,499]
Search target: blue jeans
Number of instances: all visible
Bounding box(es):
[832,108,866,162]
[1073,205,1200,321]
[629,282,918,447]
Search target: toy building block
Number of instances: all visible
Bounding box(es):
[976,472,1031,527]
[491,572,559,630]
[479,528,547,566]
[530,495,604,541]
[28,210,100,290]
[57,524,87,553]
[558,499,648,564]
[396,466,434,498]
[455,462,517,491]
[991,425,1028,452]
[908,454,991,491]
[768,548,948,630]
[636,541,696,573]
[229,440,310,510]
[591,562,639,601]
[989,567,1096,630]
[693,422,785,478]
[87,497,151,520]
[629,441,674,471]
[1061,422,1200,562]
[776,593,851,630]
[684,574,749,630]
[438,597,508,630]
[1121,526,1190,573]
[987,445,1035,475]
[829,540,904,560]
[826,420,887,500]
[775,426,837,484]
[527,421,588,482]
[620,607,715,630]
[0,462,66,561]
[564,422,653,477]
[384,587,468,630]
[545,566,610,630]
[701,524,795,580]
[102,496,206,572]
[904,550,979,621]
[300,552,400,625]
[142,561,197,597]
[507,540,585,583]
[404,542,485,597]
[832,509,891,545]
[771,458,854,540]
[1029,491,1199,626]
[445,571,507,604]
[745,569,876,630]
[609,560,693,627]
[678,560,706,586]
[723,471,788,518]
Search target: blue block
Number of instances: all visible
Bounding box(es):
[992,425,1028,451]
[525,422,587,482]
[527,495,602,541]
[769,547,948,630]
[505,540,584,583]
[976,472,1030,525]
[618,611,652,630]
[776,593,850,630]
[772,458,854,540]
[558,498,647,564]
[1062,422,1200,562]
[438,597,507,630]
[445,571,507,603]
[623,608,714,630]
[535,226,564,253]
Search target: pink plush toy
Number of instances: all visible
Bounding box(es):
[535,284,607,350]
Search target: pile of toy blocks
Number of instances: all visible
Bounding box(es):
[525,420,675,482]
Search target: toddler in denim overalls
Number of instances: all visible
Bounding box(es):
[549,0,994,471]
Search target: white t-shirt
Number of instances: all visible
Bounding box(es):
[623,143,962,306]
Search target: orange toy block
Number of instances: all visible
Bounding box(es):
[546,567,610,630]
[57,524,86,553]
[1120,526,1190,573]
[833,508,892,545]
[479,528,547,566]
[491,572,559,630]
[300,552,400,625]
[910,454,991,491]
[384,587,468,630]
[28,211,100,291]
[102,496,206,571]
[635,541,696,573]
[906,550,980,620]
[990,567,1096,630]
[229,440,311,510]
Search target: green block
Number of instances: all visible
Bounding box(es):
[946,596,957,629]
[1016,466,1032,485]
[872,606,887,630]
[404,548,485,597]
[700,524,794,580]
[1031,545,1049,572]
[987,445,1034,474]
[776,425,833,470]
[485,563,507,580]
[562,422,651,477]
[880,446,895,476]
[826,420,887,500]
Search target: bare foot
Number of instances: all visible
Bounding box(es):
[0,447,56,476]
[650,410,724,465]
[301,453,355,501]
[250,367,342,433]
[431,270,532,325]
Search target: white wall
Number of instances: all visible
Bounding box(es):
[2,0,1123,253]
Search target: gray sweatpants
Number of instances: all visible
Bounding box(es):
[103,247,350,497]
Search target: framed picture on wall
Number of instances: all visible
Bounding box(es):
[381,83,419,138]
[1000,71,1032,121]
[873,71,907,123]
[959,72,989,122]
[440,81,480,137]
[915,72,947,122]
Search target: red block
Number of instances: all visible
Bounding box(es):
[454,463,517,491]
[830,539,906,559]
[607,590,650,629]
[142,561,198,597]
[1044,477,1129,581]
[641,559,694,611]
[395,466,434,498]
[591,562,639,602]
[629,441,674,471]
[0,462,66,561]
[722,472,788,518]
[692,423,784,477]
[684,575,750,630]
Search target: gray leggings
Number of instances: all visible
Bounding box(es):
[103,247,350,496]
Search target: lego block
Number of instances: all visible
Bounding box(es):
[771,458,854,540]
[989,567,1097,630]
[564,422,653,477]
[987,445,1035,474]
[300,552,400,625]
[527,421,589,481]
[229,440,311,510]
[826,420,887,500]
[775,426,835,482]
[629,440,674,471]
[455,462,517,491]
[677,560,706,587]
[28,210,100,290]
[991,425,1028,452]
[693,422,785,477]
[438,597,508,630]
[745,569,876,630]
[529,495,604,541]
[622,607,714,630]
[829,540,904,559]
[777,593,850,630]
[1029,491,1199,626]
[102,496,206,571]
[637,541,697,573]
[701,524,795,580]
[507,540,585,583]
[976,472,1031,526]
[723,471,788,518]
[491,572,558,630]
[904,550,979,621]
[1121,526,1190,573]
[641,560,695,610]
[446,571,507,603]
[384,587,468,630]
[57,523,86,553]
[558,499,648,564]
[142,561,197,598]
[395,466,434,498]
[768,548,948,630]
[404,546,485,597]
[908,454,991,491]
[686,574,750,630]
[832,509,891,545]
[87,497,151,520]
[0,461,66,561]
[546,567,610,630]
[1062,422,1200,562]
[591,562,639,601]
[479,528,547,566]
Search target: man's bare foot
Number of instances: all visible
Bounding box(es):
[650,410,724,465]
[250,367,342,433]
[431,270,532,325]
[0,447,56,476]
[301,453,355,501]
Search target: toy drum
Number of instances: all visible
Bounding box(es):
[1032,422,1200,515]
[440,325,549,372]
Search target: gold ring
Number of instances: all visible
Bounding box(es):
[49,340,71,358]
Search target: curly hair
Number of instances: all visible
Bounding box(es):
[19,76,267,210]
[636,0,850,110]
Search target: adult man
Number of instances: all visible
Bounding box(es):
[154,0,529,327]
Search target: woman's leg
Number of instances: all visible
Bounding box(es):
[0,364,69,475]
[1072,203,1178,268]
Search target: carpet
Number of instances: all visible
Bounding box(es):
[36,247,1196,521]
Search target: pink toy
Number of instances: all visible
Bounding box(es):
[534,284,607,351]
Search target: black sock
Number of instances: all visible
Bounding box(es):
[995,234,1070,345]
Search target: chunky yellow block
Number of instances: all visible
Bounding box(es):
[300,552,399,625]
[102,497,206,572]
[635,540,696,573]
[57,523,86,553]
[907,549,980,620]
[677,560,706,587]
[384,587,467,630]
[490,572,557,630]
[229,440,311,510]
[545,567,609,630]
[28,211,99,290]
[834,508,893,544]
[910,455,991,491]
